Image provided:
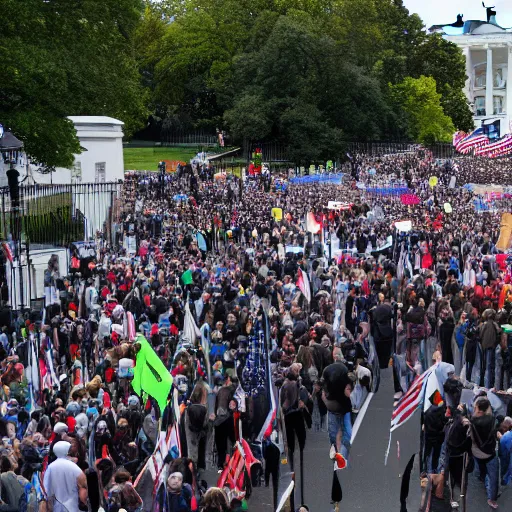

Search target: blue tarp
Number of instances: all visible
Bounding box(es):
[289,173,344,185]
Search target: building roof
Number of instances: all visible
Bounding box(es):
[67,116,124,126]
[430,20,511,36]
[0,131,23,151]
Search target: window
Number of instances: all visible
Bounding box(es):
[475,96,486,116]
[95,162,106,183]
[493,95,504,115]
[494,68,506,88]
[72,161,82,183]
[474,66,486,88]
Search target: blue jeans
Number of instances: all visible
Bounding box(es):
[499,438,512,486]
[328,411,352,460]
[475,456,499,501]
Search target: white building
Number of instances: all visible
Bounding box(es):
[0,116,125,186]
[0,117,125,310]
[431,14,512,138]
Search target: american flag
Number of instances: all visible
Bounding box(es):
[475,133,512,158]
[455,128,489,154]
[385,365,438,464]
[390,365,437,432]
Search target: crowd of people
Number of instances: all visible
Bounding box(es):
[0,148,511,512]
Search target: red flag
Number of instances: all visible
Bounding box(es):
[1,242,13,263]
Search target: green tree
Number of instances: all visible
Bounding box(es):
[408,33,473,131]
[390,76,455,144]
[1,0,147,168]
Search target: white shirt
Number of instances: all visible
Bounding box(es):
[43,457,83,512]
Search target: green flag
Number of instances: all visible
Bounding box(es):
[132,335,173,413]
[181,269,193,286]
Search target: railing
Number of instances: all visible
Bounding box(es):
[160,128,218,146]
[0,182,123,246]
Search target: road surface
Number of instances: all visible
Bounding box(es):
[205,368,512,511]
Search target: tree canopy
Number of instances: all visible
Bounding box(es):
[390,76,456,144]
[1,0,147,167]
[2,0,474,166]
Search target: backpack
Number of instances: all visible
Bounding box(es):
[187,404,207,433]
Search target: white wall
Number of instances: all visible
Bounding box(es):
[75,137,124,183]
[7,247,68,310]
[1,116,125,186]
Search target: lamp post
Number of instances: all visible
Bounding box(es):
[0,125,25,312]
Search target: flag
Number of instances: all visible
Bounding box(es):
[296,268,311,303]
[132,334,173,413]
[306,212,322,234]
[181,269,193,286]
[1,242,13,263]
[183,300,201,345]
[391,365,436,432]
[196,232,207,252]
[385,365,437,465]
[400,454,416,512]
[423,371,442,412]
[455,128,488,154]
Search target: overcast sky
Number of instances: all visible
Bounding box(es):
[403,0,512,30]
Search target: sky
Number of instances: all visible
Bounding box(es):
[403,0,512,30]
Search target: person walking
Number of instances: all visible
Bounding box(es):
[371,293,394,369]
[469,397,500,509]
[42,441,88,512]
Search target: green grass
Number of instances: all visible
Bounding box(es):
[123,146,200,171]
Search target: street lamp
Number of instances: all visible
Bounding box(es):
[0,125,25,311]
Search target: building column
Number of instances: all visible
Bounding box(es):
[463,46,472,100]
[486,46,494,117]
[507,45,512,133]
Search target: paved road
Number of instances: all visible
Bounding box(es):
[289,368,511,512]
[205,368,512,511]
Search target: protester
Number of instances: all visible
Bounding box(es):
[42,441,88,512]
[0,148,510,511]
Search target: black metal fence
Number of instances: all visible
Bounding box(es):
[344,141,457,159]
[244,141,459,165]
[160,127,218,146]
[0,182,123,247]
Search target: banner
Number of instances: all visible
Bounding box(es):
[327,201,353,210]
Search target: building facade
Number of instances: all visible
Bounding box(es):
[431,18,512,138]
[0,116,125,186]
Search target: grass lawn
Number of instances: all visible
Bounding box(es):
[123,146,200,171]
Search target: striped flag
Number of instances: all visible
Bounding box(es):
[296,268,311,303]
[475,133,512,157]
[390,365,436,432]
[455,128,488,154]
[385,365,438,464]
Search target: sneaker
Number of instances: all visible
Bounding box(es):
[393,392,403,400]
[450,502,459,509]
[334,453,347,470]
[329,444,336,460]
[487,500,498,509]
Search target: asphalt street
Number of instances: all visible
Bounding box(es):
[205,368,512,511]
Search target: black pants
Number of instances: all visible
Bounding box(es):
[285,411,306,467]
[215,417,235,469]
[424,439,443,474]
[375,337,393,369]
